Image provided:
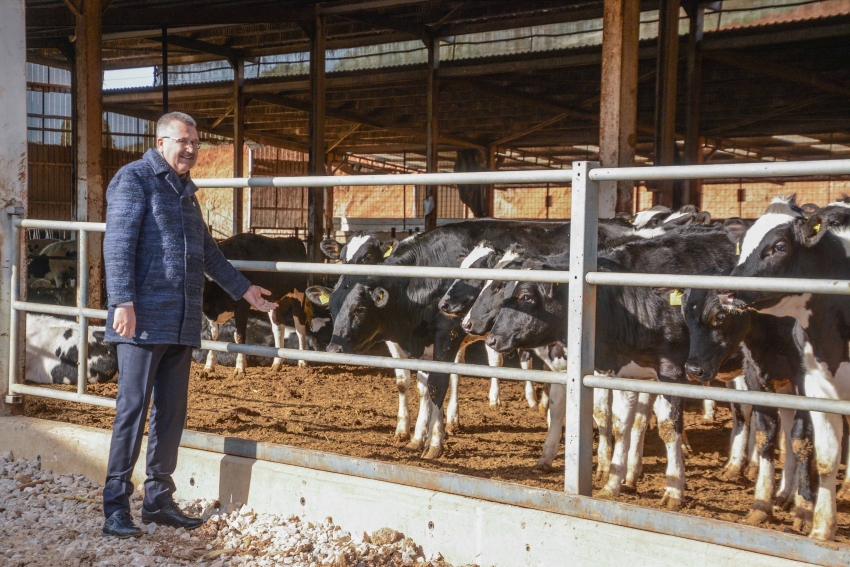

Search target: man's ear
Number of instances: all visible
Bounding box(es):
[320,239,342,261]
[381,239,398,258]
[306,286,333,306]
[371,287,389,308]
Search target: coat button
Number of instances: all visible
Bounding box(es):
[187,254,192,260]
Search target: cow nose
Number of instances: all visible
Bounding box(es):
[485,334,497,349]
[685,362,705,381]
[438,299,450,313]
[461,318,473,332]
[326,343,344,354]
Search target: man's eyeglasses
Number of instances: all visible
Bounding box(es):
[163,137,201,150]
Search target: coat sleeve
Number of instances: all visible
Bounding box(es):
[203,229,252,300]
[103,168,146,307]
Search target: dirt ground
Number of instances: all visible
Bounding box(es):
[24,361,850,543]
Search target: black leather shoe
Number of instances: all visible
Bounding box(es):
[102,509,143,539]
[141,503,203,531]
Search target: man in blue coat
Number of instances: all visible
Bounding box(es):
[101,112,276,538]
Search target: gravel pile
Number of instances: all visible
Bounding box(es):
[0,453,472,567]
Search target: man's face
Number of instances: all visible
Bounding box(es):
[157,121,199,175]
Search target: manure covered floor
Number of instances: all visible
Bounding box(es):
[24,362,850,543]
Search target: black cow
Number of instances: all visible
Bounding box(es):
[683,287,815,531]
[484,225,739,510]
[202,233,309,378]
[726,195,850,541]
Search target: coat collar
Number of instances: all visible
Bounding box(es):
[144,148,199,197]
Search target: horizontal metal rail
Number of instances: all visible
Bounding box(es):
[584,376,850,416]
[15,301,108,320]
[230,260,573,283]
[10,383,116,409]
[15,218,105,232]
[586,272,850,295]
[589,159,850,181]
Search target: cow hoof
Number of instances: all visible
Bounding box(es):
[202,369,216,379]
[745,465,759,483]
[532,462,552,475]
[403,440,424,453]
[660,491,683,511]
[232,369,245,379]
[537,403,548,417]
[774,493,795,511]
[297,360,308,368]
[594,469,610,484]
[792,502,814,534]
[595,486,619,501]
[719,465,742,483]
[743,508,772,526]
[421,445,443,460]
[271,362,282,372]
[489,399,501,408]
[527,400,538,410]
[620,482,637,495]
[445,422,460,436]
[837,483,850,501]
[394,431,411,444]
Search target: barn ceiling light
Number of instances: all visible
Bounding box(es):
[772,135,821,144]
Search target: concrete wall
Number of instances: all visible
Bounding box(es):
[0,417,820,567]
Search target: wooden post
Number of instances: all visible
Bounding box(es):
[599,0,640,216]
[307,13,326,263]
[486,146,496,217]
[653,0,680,208]
[324,153,335,239]
[75,0,104,311]
[0,0,27,415]
[232,57,245,235]
[161,25,168,113]
[684,2,705,207]
[424,36,440,231]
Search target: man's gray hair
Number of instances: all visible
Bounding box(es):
[156,112,197,138]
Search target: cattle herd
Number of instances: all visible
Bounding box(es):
[21,196,850,542]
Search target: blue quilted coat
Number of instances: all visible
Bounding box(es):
[103,148,250,346]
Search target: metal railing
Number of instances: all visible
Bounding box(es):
[6,159,850,564]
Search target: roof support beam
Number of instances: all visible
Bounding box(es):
[336,12,429,40]
[233,57,246,235]
[150,34,245,63]
[307,12,327,264]
[424,35,439,231]
[683,2,705,207]
[652,0,680,207]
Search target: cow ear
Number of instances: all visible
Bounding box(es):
[801,203,819,217]
[797,216,828,247]
[695,211,711,225]
[723,218,748,248]
[381,239,398,259]
[320,239,342,260]
[306,285,333,306]
[372,287,389,307]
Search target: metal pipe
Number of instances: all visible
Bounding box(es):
[16,218,106,232]
[5,220,21,404]
[10,383,116,409]
[583,375,850,416]
[200,340,568,385]
[14,301,107,320]
[77,229,89,395]
[229,260,572,284]
[586,271,850,295]
[589,158,850,181]
[193,170,574,189]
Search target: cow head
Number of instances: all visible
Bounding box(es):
[321,231,398,264]
[308,280,389,354]
[632,205,672,229]
[485,258,566,353]
[682,287,749,383]
[801,197,850,244]
[438,240,500,316]
[460,249,526,335]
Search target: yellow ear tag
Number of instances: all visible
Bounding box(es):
[669,290,683,306]
[735,241,740,255]
[813,223,821,233]
[319,292,330,306]
[383,244,394,258]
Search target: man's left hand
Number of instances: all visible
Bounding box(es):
[243,285,277,312]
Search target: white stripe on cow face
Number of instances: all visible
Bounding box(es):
[344,234,372,262]
[760,293,813,329]
[831,200,850,209]
[737,214,796,266]
[663,210,688,223]
[634,227,665,239]
[832,227,850,257]
[633,209,665,229]
[460,242,496,269]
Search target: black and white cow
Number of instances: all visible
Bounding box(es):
[631,204,711,231]
[308,219,589,458]
[28,239,77,288]
[484,225,740,509]
[202,233,309,378]
[726,195,850,540]
[25,313,118,385]
[682,286,815,530]
[320,231,398,265]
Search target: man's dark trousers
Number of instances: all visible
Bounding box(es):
[103,343,193,518]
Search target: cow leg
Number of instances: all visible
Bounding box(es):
[203,321,218,379]
[520,351,537,409]
[269,308,285,372]
[838,415,850,501]
[809,408,842,541]
[232,307,249,378]
[744,404,780,526]
[655,394,686,511]
[533,383,565,473]
[791,410,816,535]
[775,402,798,509]
[539,384,550,419]
[593,387,612,483]
[597,388,639,500]
[703,399,716,422]
[624,393,655,490]
[446,346,466,436]
[722,376,752,483]
[290,296,309,368]
[484,344,502,407]
[386,341,413,443]
[421,328,465,460]
[409,371,430,450]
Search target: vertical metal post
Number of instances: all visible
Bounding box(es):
[5,217,22,405]
[684,3,704,207]
[565,161,599,496]
[307,12,327,265]
[76,229,89,395]
[653,0,680,207]
[161,25,168,114]
[424,35,440,231]
[232,57,245,236]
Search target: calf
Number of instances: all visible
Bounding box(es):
[25,313,118,384]
[320,231,397,264]
[728,195,850,540]
[28,239,77,288]
[683,287,814,530]
[202,233,309,378]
